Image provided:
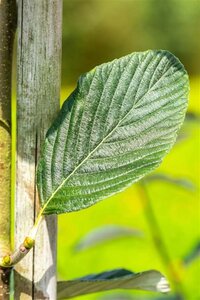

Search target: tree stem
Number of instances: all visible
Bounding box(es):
[0,0,16,298]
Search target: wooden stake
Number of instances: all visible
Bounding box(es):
[15,1,62,299]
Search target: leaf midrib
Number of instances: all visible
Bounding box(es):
[41,104,137,213]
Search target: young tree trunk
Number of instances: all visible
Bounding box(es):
[15,1,62,299]
[0,0,16,299]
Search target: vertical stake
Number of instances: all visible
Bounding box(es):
[15,1,62,299]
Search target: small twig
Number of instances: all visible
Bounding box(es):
[0,216,43,268]
[0,238,34,268]
[137,182,186,299]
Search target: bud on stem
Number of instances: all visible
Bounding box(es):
[0,215,43,268]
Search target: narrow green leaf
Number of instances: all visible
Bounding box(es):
[74,225,143,252]
[145,173,195,191]
[37,50,189,214]
[57,269,170,299]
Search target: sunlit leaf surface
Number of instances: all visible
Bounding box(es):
[37,50,189,214]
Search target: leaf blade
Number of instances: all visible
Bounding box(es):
[37,50,189,214]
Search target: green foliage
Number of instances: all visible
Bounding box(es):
[37,50,189,215]
[57,269,169,299]
[62,0,200,85]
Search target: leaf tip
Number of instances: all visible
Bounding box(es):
[156,276,171,293]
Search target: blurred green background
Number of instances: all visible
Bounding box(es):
[58,0,200,300]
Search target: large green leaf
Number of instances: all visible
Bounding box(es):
[57,269,170,299]
[37,50,189,214]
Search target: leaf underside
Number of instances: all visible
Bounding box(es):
[57,269,170,299]
[37,50,189,214]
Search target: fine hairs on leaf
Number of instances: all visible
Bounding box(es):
[37,49,189,215]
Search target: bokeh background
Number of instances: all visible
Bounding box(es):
[58,0,200,299]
